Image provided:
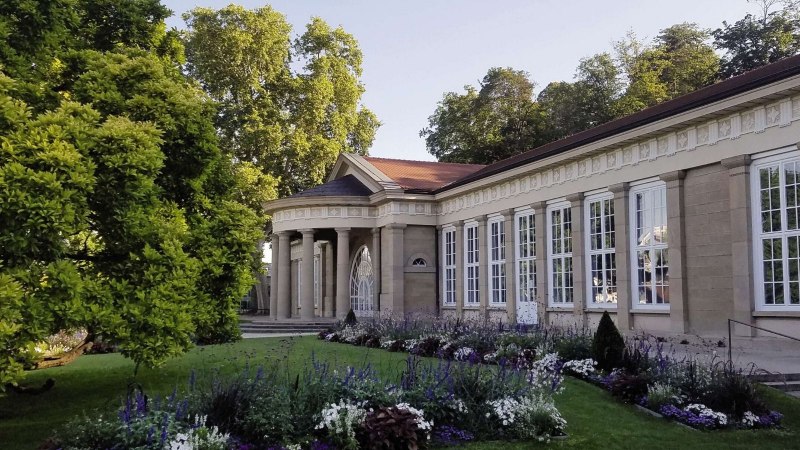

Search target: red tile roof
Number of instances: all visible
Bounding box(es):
[363,156,485,192]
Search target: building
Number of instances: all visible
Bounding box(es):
[263,55,800,338]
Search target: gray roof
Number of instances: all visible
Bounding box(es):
[289,174,373,198]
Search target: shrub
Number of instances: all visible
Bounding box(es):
[702,365,767,418]
[608,372,650,403]
[359,404,432,450]
[344,309,358,327]
[591,311,625,372]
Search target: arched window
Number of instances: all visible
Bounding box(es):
[411,257,427,267]
[350,246,374,316]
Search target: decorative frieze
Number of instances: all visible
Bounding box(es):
[437,95,800,217]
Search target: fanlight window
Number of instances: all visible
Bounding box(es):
[412,257,427,267]
[350,246,374,316]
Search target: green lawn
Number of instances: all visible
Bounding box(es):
[1,336,799,449]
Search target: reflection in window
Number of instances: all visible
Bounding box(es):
[464,223,480,305]
[631,184,669,305]
[756,158,800,306]
[489,218,506,304]
[587,196,617,304]
[516,211,536,304]
[442,228,456,305]
[548,203,573,304]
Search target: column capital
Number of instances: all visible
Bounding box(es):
[299,228,315,235]
[499,208,515,219]
[385,223,407,230]
[455,220,465,227]
[277,230,291,238]
[371,226,381,234]
[609,182,629,194]
[334,227,351,233]
[566,192,584,203]
[475,214,488,225]
[660,170,686,183]
[530,201,547,212]
[721,154,751,170]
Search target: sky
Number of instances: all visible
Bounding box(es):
[162,0,758,162]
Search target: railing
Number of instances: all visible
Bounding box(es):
[727,318,800,363]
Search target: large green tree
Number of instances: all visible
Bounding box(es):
[538,53,624,141]
[421,67,548,164]
[183,5,379,196]
[0,1,265,387]
[617,23,719,113]
[713,1,800,78]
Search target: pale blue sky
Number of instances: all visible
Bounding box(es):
[164,0,758,162]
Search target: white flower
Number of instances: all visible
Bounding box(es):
[742,411,759,427]
[453,347,475,361]
[685,403,728,426]
[394,402,433,432]
[316,400,368,446]
[562,358,596,377]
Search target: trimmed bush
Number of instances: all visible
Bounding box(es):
[344,309,358,327]
[591,311,625,372]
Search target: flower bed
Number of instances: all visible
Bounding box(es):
[48,353,569,449]
[318,312,783,432]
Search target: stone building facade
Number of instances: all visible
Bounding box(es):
[264,55,800,338]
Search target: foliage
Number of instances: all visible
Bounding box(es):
[420,67,549,164]
[183,5,379,197]
[360,404,431,450]
[344,309,359,327]
[591,311,625,372]
[713,2,800,78]
[618,23,719,113]
[0,4,264,384]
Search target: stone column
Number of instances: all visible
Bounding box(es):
[566,193,587,328]
[269,234,280,320]
[371,227,382,314]
[476,215,489,320]
[382,224,406,316]
[454,220,465,319]
[335,228,351,319]
[502,209,517,323]
[661,171,689,333]
[610,183,633,331]
[300,229,315,320]
[323,241,334,317]
[276,231,292,319]
[532,201,549,325]
[723,155,756,337]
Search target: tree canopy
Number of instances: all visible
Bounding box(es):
[0,1,277,388]
[423,2,800,165]
[183,5,380,197]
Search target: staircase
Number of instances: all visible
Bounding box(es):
[239,317,337,335]
[749,372,800,397]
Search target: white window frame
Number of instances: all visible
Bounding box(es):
[464,221,480,306]
[751,148,800,310]
[313,254,321,309]
[585,192,617,306]
[488,216,506,305]
[547,201,574,306]
[629,180,669,309]
[514,208,536,305]
[441,226,457,306]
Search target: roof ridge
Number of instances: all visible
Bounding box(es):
[364,155,486,167]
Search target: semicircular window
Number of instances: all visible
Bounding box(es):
[411,257,427,267]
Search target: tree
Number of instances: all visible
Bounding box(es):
[421,67,548,164]
[618,24,719,113]
[713,1,800,78]
[183,6,379,197]
[538,53,624,140]
[0,2,265,387]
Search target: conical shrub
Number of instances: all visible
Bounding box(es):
[591,310,625,372]
[344,308,358,327]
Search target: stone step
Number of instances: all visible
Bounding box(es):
[762,380,800,392]
[749,372,800,383]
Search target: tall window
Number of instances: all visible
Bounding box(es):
[489,217,506,304]
[464,222,480,305]
[515,210,536,303]
[442,227,456,305]
[753,153,800,308]
[630,182,668,306]
[586,194,617,304]
[548,203,573,305]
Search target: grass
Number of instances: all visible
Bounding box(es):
[0,336,799,449]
